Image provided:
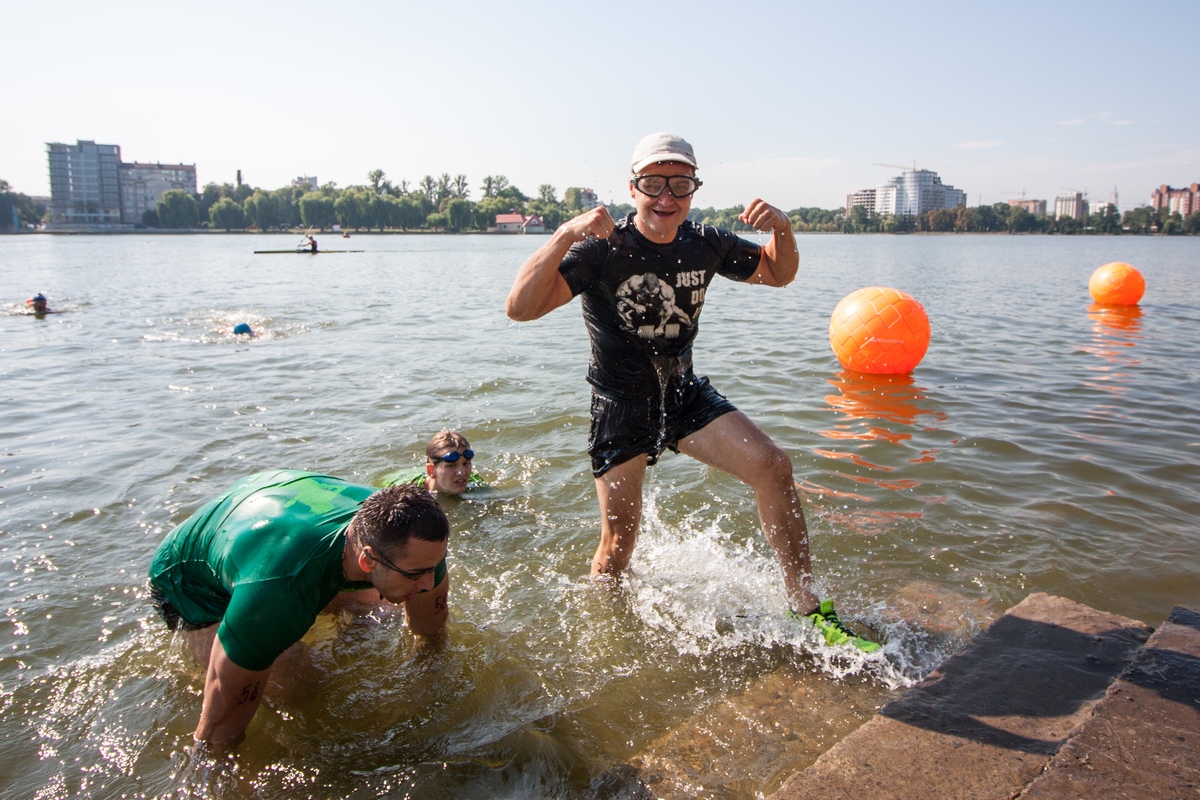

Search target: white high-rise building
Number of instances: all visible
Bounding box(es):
[872,169,966,217]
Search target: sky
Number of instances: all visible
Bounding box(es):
[2,0,1197,211]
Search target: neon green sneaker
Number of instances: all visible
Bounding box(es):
[788,600,882,653]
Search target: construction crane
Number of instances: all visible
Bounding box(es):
[872,162,920,172]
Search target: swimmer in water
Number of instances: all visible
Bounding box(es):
[505,132,879,652]
[381,430,482,496]
[26,293,55,318]
[148,473,451,748]
[232,322,254,336]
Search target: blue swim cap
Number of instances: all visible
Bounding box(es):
[233,323,253,335]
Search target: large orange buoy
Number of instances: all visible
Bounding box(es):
[1089,262,1144,305]
[829,287,931,374]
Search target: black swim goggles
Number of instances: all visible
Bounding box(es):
[432,449,474,464]
[364,547,439,581]
[631,174,702,199]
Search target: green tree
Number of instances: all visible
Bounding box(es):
[1056,215,1081,235]
[526,198,564,231]
[334,190,367,230]
[243,190,280,230]
[1183,211,1200,235]
[299,194,336,229]
[472,196,512,230]
[452,174,470,199]
[0,180,46,228]
[563,187,584,213]
[368,194,393,231]
[848,204,869,232]
[157,189,199,228]
[142,209,159,228]
[435,173,452,204]
[607,202,634,220]
[445,198,472,231]
[426,211,448,230]
[368,169,386,194]
[395,196,425,230]
[419,175,436,204]
[537,184,557,203]
[209,198,245,230]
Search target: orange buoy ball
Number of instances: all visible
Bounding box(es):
[829,287,931,375]
[1089,262,1144,305]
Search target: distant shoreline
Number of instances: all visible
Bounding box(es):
[2,228,1190,238]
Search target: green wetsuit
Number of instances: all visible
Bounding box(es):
[378,466,485,489]
[148,470,378,670]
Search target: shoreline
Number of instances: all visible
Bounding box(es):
[3,228,1194,238]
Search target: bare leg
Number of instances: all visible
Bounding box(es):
[185,625,219,668]
[677,411,818,613]
[591,455,649,578]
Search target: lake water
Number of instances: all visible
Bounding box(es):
[1,232,1198,798]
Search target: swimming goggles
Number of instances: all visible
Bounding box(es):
[365,547,440,581]
[433,449,474,464]
[632,174,702,199]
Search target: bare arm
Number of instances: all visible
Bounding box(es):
[739,199,799,287]
[403,573,449,637]
[505,206,615,321]
[194,633,273,747]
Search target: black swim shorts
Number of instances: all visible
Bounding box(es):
[589,375,737,477]
[148,582,213,632]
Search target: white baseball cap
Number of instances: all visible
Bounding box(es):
[631,132,697,173]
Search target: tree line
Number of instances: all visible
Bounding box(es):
[145,171,636,233]
[0,180,48,229]
[5,174,1199,236]
[840,202,1200,235]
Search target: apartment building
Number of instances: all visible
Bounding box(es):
[1151,183,1200,217]
[119,162,198,224]
[46,140,123,225]
[1054,192,1085,221]
[1007,198,1047,216]
[847,169,965,217]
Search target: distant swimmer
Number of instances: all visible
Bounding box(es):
[380,430,484,496]
[232,322,254,336]
[148,471,452,748]
[26,293,56,318]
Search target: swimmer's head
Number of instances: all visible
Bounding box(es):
[232,322,253,336]
[425,429,474,495]
[27,293,47,312]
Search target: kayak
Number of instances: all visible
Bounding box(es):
[253,249,365,254]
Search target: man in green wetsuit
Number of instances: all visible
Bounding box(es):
[148,469,450,747]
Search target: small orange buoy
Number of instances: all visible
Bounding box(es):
[829,287,931,374]
[1089,262,1144,305]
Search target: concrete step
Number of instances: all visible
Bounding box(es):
[1018,604,1200,799]
[769,593,1151,800]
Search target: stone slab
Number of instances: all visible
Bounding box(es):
[632,669,898,798]
[1019,605,1200,799]
[770,593,1150,800]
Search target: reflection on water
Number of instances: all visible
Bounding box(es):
[805,371,948,505]
[1082,303,1142,394]
[822,370,947,433]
